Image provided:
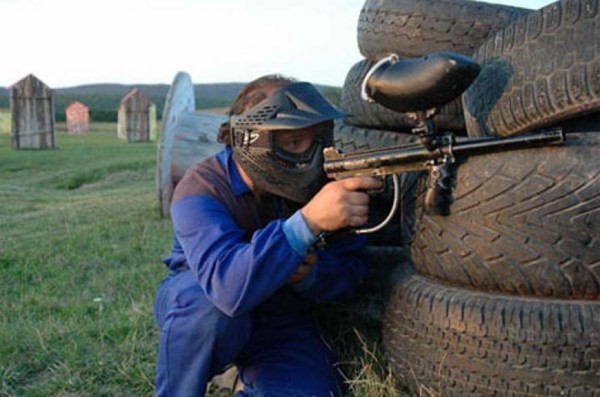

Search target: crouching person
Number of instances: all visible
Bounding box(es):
[153,75,381,397]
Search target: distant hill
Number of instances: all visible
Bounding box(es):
[0,82,341,122]
[55,82,247,108]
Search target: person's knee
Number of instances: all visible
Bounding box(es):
[172,285,254,361]
[210,305,254,364]
[156,278,254,387]
[162,277,253,345]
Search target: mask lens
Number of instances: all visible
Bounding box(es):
[272,126,331,167]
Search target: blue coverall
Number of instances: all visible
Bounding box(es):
[154,146,369,396]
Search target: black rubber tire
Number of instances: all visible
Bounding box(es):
[357,0,531,60]
[383,265,600,397]
[334,120,420,149]
[333,122,423,247]
[340,58,466,132]
[463,0,600,137]
[410,132,600,299]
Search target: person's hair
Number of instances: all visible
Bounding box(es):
[217,74,295,145]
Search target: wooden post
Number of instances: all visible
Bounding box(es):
[9,74,55,150]
[65,101,89,135]
[117,88,153,143]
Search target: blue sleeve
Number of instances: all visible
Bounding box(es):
[281,211,369,301]
[281,210,318,256]
[171,195,305,317]
[296,233,370,302]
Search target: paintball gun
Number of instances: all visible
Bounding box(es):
[324,52,564,234]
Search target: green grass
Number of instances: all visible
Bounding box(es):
[1,124,169,396]
[0,123,408,397]
[0,109,9,135]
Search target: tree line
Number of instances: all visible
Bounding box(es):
[0,84,341,122]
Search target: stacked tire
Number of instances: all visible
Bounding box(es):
[338,0,600,395]
[336,0,534,247]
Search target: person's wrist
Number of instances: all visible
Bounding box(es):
[300,208,321,236]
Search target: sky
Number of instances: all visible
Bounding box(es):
[1,0,555,88]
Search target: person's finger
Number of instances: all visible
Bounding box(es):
[340,177,382,192]
[303,253,318,266]
[346,191,371,205]
[350,203,369,216]
[349,214,369,227]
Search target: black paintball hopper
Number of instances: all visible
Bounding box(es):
[361,52,481,114]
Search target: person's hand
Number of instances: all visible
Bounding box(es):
[287,253,317,284]
[300,177,382,234]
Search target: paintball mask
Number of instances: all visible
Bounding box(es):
[230,82,343,204]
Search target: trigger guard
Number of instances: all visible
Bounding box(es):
[355,174,400,235]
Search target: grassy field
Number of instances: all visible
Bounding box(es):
[0,109,9,135]
[0,123,408,397]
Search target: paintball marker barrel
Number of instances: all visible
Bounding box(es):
[324,128,564,180]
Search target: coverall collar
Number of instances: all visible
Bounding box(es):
[217,146,251,197]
